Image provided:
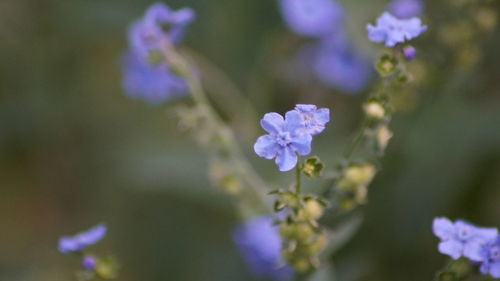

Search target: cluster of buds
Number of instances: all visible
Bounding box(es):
[335,163,376,210]
[271,157,329,272]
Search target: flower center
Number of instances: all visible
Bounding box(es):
[276,132,291,146]
[456,226,472,241]
[490,245,500,260]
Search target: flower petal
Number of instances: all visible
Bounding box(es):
[261,113,285,134]
[254,135,280,159]
[438,240,463,259]
[314,108,330,125]
[489,261,500,278]
[290,134,312,156]
[433,217,455,240]
[275,147,298,172]
[464,239,488,262]
[284,110,304,133]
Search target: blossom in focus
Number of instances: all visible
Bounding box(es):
[432,217,498,260]
[293,104,330,135]
[58,224,107,254]
[388,0,423,19]
[254,110,312,172]
[479,236,500,278]
[233,216,293,280]
[279,0,343,37]
[313,37,372,93]
[128,2,195,60]
[121,51,188,104]
[367,12,427,47]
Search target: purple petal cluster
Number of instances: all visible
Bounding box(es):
[128,3,195,60]
[278,0,343,37]
[122,3,194,104]
[479,237,500,278]
[121,52,187,104]
[58,224,107,254]
[233,216,294,280]
[254,105,329,172]
[278,0,371,94]
[388,0,423,19]
[312,37,372,93]
[367,12,427,47]
[433,217,500,278]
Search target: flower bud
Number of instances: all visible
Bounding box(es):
[376,125,393,151]
[302,200,324,220]
[343,164,376,187]
[363,102,385,120]
[403,46,416,61]
[81,256,97,271]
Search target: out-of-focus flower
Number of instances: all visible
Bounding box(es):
[233,216,294,280]
[313,37,372,93]
[279,0,343,37]
[81,256,97,270]
[433,217,498,260]
[58,224,107,254]
[121,51,188,104]
[363,102,385,119]
[367,12,427,47]
[403,46,417,60]
[479,236,500,278]
[388,0,423,19]
[128,3,195,60]
[254,111,312,172]
[293,104,330,135]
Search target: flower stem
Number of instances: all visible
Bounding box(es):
[160,41,269,211]
[295,160,302,195]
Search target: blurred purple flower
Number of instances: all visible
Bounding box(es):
[254,111,312,172]
[279,0,343,37]
[403,46,416,60]
[367,12,427,47]
[433,217,498,260]
[294,104,330,135]
[233,216,293,280]
[388,0,423,19]
[128,2,195,60]
[312,37,372,93]
[81,256,97,270]
[479,236,500,278]
[121,51,188,104]
[58,224,107,254]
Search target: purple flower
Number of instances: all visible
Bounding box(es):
[312,36,372,93]
[367,12,427,47]
[121,51,188,104]
[293,104,330,135]
[479,236,500,278]
[403,46,416,60]
[81,256,97,270]
[128,3,195,60]
[233,216,293,280]
[388,0,423,19]
[279,0,343,37]
[254,111,312,172]
[58,224,107,254]
[432,217,498,260]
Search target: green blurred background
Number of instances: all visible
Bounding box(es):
[1,0,499,280]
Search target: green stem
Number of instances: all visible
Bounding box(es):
[343,117,370,159]
[160,41,269,211]
[295,159,302,195]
